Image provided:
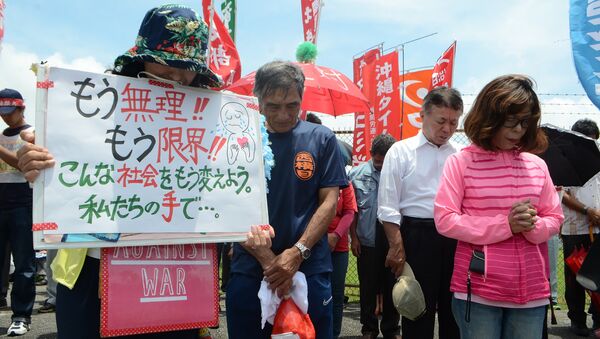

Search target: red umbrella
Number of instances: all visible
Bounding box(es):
[225,62,370,116]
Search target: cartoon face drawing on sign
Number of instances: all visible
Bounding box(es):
[220,102,256,165]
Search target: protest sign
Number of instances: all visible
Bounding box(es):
[32,65,269,248]
[100,243,218,337]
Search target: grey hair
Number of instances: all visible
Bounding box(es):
[422,86,463,115]
[253,61,305,103]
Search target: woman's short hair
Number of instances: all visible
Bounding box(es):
[463,74,548,153]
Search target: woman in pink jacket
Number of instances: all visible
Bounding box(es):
[434,74,564,339]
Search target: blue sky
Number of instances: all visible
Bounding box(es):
[1,0,598,129]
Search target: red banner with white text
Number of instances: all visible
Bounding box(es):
[0,0,5,48]
[367,50,401,139]
[301,0,321,44]
[202,0,241,87]
[351,49,379,166]
[353,49,380,91]
[430,41,456,90]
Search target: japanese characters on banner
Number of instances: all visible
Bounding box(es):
[220,0,236,42]
[0,0,5,49]
[100,244,218,337]
[37,67,268,238]
[353,49,380,91]
[352,49,379,166]
[368,50,401,139]
[202,0,241,87]
[570,0,600,110]
[400,68,433,139]
[430,41,456,90]
[301,0,321,44]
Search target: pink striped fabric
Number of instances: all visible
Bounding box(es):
[434,144,563,304]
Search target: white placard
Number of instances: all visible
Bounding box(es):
[34,66,268,238]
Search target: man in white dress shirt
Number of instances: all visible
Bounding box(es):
[377,87,463,339]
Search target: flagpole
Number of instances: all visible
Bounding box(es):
[451,40,457,87]
[314,0,324,46]
[384,32,438,53]
[232,0,237,43]
[353,42,384,59]
[206,0,215,67]
[401,46,405,140]
[391,32,437,140]
[404,65,435,72]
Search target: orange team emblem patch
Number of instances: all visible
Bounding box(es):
[294,151,315,180]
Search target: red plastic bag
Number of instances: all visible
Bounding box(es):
[271,298,315,339]
[565,246,588,274]
[566,246,600,312]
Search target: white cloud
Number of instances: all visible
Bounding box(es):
[325,0,459,26]
[0,43,106,127]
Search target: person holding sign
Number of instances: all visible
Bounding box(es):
[17,4,227,339]
[226,61,348,339]
[0,88,35,336]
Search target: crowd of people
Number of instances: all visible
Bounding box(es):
[0,3,598,339]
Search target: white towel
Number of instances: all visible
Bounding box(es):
[258,271,309,329]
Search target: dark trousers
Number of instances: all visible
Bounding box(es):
[56,256,198,339]
[56,256,101,338]
[331,251,349,339]
[1,244,9,299]
[357,222,400,338]
[562,234,600,327]
[0,206,35,323]
[400,217,459,339]
[216,243,231,291]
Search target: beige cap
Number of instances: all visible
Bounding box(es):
[392,263,426,321]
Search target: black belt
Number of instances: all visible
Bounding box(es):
[401,216,435,228]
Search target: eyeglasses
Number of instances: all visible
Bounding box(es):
[503,117,531,129]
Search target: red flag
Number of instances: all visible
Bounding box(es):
[202,0,241,87]
[351,48,379,166]
[430,41,456,90]
[301,0,321,44]
[0,0,5,48]
[353,49,380,91]
[367,50,401,139]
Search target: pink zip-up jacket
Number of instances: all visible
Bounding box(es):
[434,144,563,304]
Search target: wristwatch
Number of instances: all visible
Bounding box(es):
[294,242,312,260]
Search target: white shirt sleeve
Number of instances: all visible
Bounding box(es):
[377,143,405,226]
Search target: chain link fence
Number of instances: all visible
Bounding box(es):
[334,130,567,304]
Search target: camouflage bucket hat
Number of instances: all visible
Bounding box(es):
[114,4,223,88]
